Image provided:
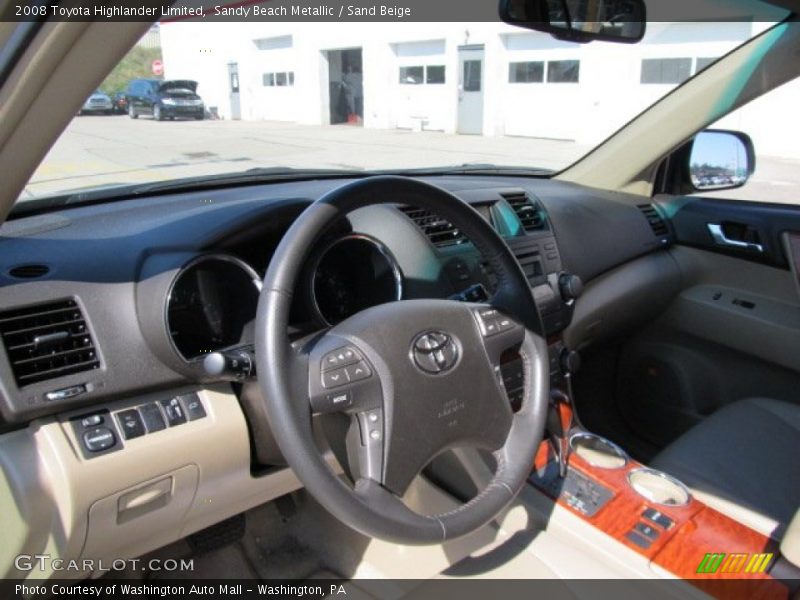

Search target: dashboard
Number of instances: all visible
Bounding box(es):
[0,175,672,428]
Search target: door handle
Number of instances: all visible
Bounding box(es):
[707,223,764,253]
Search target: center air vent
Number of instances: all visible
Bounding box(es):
[502,192,547,232]
[398,206,467,248]
[0,299,100,387]
[637,204,670,237]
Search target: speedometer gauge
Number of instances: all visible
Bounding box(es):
[312,234,403,325]
[166,254,261,361]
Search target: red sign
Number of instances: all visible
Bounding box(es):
[151,59,164,76]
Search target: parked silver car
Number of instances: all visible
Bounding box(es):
[79,90,113,115]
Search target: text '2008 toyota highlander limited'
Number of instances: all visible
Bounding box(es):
[1,0,799,598]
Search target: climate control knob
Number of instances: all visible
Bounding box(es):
[558,273,584,302]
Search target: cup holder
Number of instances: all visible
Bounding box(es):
[627,468,691,506]
[569,432,629,469]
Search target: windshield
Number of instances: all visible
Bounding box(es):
[19,14,782,205]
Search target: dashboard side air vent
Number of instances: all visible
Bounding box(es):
[397,205,467,248]
[502,192,547,232]
[638,204,669,237]
[0,299,100,387]
[7,264,50,279]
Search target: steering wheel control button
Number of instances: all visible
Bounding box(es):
[159,397,187,426]
[322,367,348,388]
[357,409,383,446]
[83,427,116,452]
[496,315,515,332]
[80,413,104,427]
[178,393,206,420]
[322,346,361,371]
[476,308,501,337]
[116,409,145,440]
[345,361,371,382]
[139,402,166,433]
[411,331,459,374]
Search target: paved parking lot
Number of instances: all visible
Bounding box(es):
[24,114,799,204]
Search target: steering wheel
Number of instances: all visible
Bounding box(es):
[255,176,549,544]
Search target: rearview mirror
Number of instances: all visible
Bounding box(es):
[689,130,755,191]
[500,0,646,44]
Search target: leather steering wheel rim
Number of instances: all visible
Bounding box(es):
[255,176,549,544]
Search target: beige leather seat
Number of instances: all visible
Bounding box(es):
[651,397,800,537]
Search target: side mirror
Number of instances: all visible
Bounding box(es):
[689,130,755,192]
[499,0,646,44]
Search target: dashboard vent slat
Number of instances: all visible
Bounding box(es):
[637,204,670,237]
[0,299,100,387]
[501,192,547,232]
[398,205,468,248]
[7,264,50,279]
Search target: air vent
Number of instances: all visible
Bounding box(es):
[638,204,669,237]
[398,206,467,248]
[502,192,546,232]
[0,299,100,387]
[7,264,50,279]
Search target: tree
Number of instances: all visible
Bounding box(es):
[99,46,163,95]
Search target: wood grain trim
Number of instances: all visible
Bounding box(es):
[653,506,785,600]
[531,440,787,600]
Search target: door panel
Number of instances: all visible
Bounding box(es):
[616,197,800,450]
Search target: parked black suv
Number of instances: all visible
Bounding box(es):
[126,79,205,121]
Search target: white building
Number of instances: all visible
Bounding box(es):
[160,21,799,157]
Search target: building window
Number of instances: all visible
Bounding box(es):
[463,60,482,91]
[426,65,445,84]
[263,72,294,87]
[399,66,424,85]
[695,57,718,74]
[547,60,580,83]
[641,58,692,84]
[509,61,544,83]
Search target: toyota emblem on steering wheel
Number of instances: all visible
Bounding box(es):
[411,331,459,374]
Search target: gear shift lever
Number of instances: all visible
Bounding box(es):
[547,388,575,478]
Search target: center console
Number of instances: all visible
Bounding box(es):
[529,426,788,599]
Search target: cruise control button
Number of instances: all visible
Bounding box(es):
[83,427,116,452]
[322,367,348,388]
[139,403,166,433]
[159,397,187,426]
[345,361,371,382]
[178,393,206,421]
[116,409,145,440]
